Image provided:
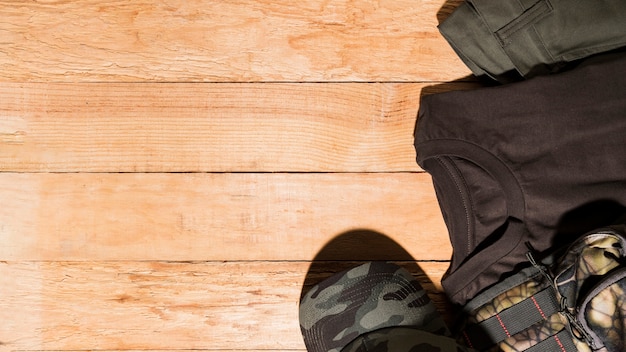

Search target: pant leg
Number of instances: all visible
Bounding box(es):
[439,0,626,82]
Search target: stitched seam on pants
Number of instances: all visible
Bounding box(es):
[496,0,553,46]
[561,40,626,61]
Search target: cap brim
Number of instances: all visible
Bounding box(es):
[342,327,474,352]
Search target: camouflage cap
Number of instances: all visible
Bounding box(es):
[341,327,475,352]
[299,262,463,352]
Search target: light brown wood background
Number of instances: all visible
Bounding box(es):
[0,0,473,350]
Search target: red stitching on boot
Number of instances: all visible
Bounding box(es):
[531,295,547,320]
[553,335,567,352]
[496,314,511,337]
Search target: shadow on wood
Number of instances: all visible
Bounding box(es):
[299,229,457,326]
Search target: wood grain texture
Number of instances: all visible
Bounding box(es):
[0,261,450,351]
[0,82,478,173]
[0,0,470,82]
[0,172,450,262]
[0,0,472,349]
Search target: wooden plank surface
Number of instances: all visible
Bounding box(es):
[0,0,467,350]
[0,82,477,173]
[0,172,450,262]
[0,0,469,82]
[0,83,416,172]
[0,261,450,351]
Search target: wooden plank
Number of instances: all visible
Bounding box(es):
[0,82,478,173]
[0,172,450,262]
[0,260,451,351]
[0,0,470,82]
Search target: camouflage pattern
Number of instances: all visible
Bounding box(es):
[342,327,474,352]
[584,279,626,352]
[458,227,626,352]
[555,232,626,352]
[461,278,582,352]
[299,262,460,352]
